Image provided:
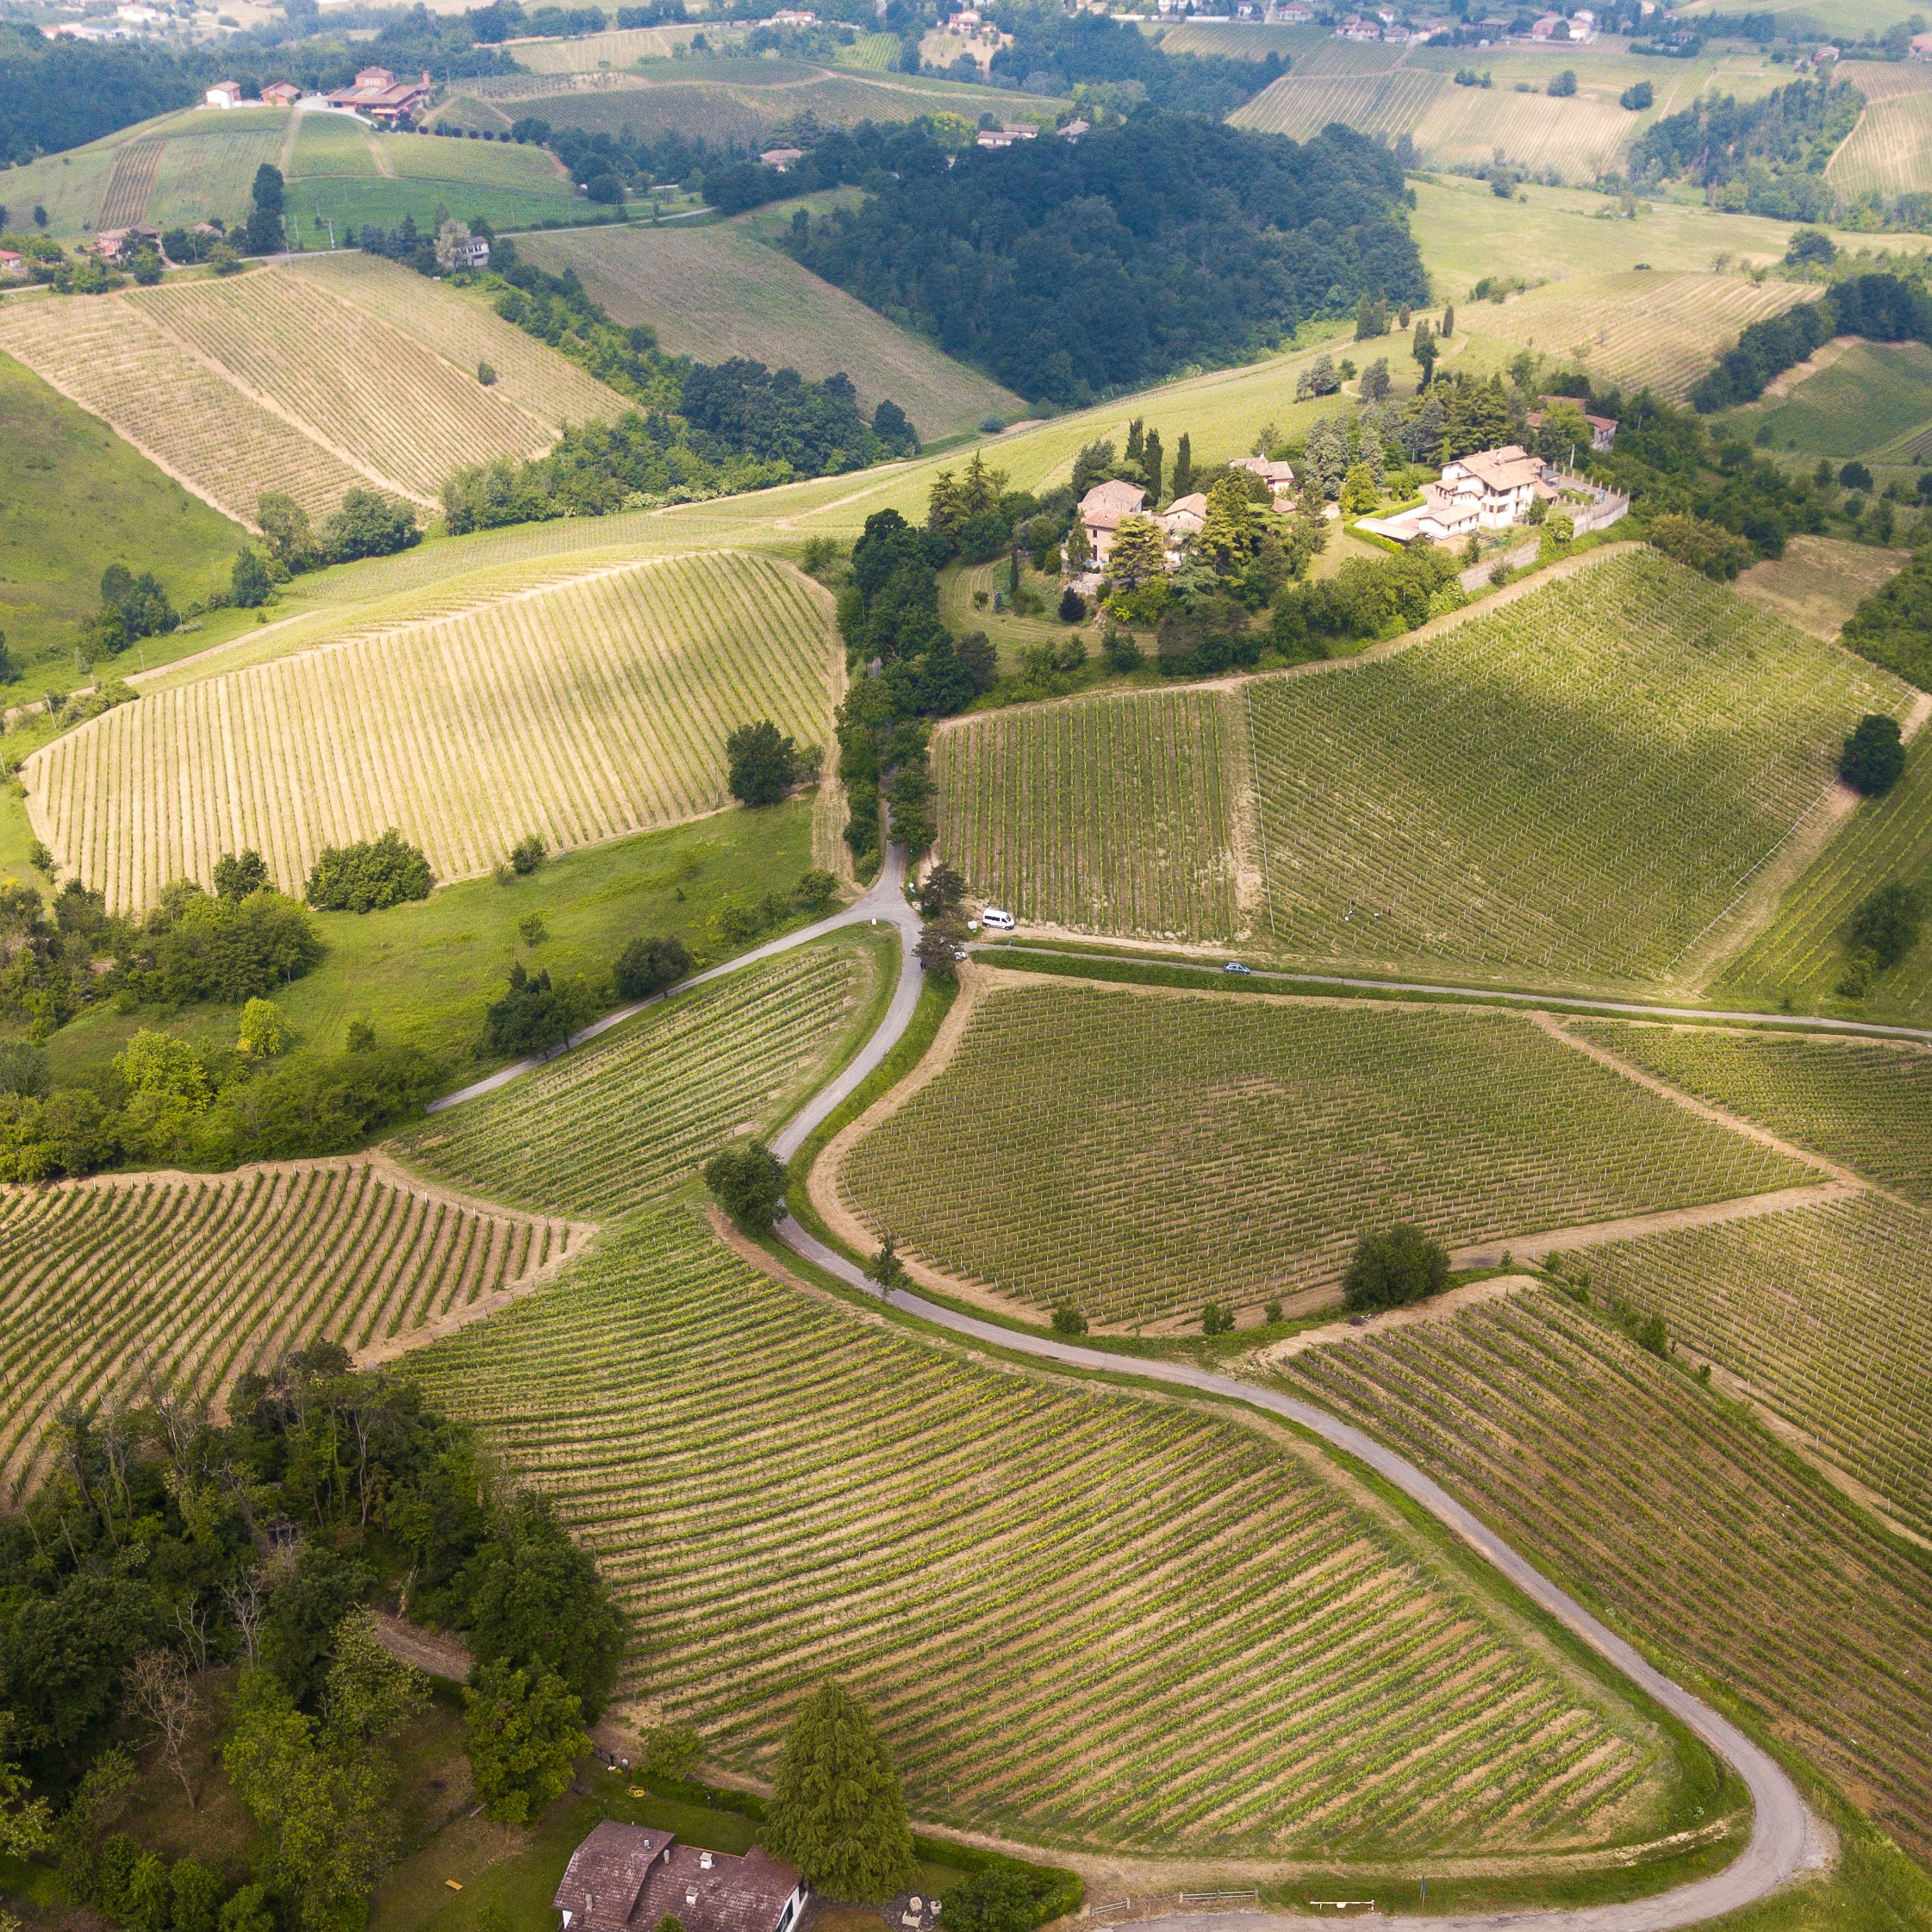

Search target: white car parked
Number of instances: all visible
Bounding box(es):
[981,907,1017,931]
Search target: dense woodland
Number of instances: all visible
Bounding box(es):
[790,117,1426,408]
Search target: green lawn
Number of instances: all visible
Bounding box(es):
[0,350,249,697]
[25,795,826,1089]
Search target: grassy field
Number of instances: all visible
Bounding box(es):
[0,1158,583,1501]
[840,978,1811,1329]
[25,551,837,913]
[1715,720,1932,1023]
[0,349,246,692]
[409,1200,1700,1858]
[1732,534,1908,639]
[512,22,740,70]
[396,934,888,1216]
[1563,1192,1932,1541]
[0,289,373,527]
[515,221,1024,440]
[933,687,1253,942]
[1410,173,1932,302]
[1569,1019,1932,1204]
[1723,340,1932,462]
[1458,271,1822,400]
[1273,1284,1932,1867]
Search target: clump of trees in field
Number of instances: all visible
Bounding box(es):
[1839,714,1907,796]
[704,1137,789,1232]
[304,830,433,913]
[0,1345,625,1930]
[1343,1223,1451,1312]
[1839,881,1926,997]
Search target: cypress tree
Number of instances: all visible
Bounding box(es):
[1172,432,1193,500]
[762,1681,916,1902]
[1144,427,1163,503]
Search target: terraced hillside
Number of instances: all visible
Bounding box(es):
[0,1159,584,1501]
[838,978,1812,1328]
[396,937,887,1216]
[1271,1286,1932,1864]
[25,551,837,913]
[516,222,1024,441]
[1574,1193,1932,1540]
[936,553,1910,982]
[410,1204,1698,1857]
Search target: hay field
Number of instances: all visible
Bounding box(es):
[25,552,836,913]
[516,222,1022,439]
[1274,1286,1932,1864]
[0,291,371,527]
[1732,533,1909,639]
[841,980,1810,1329]
[396,938,885,1216]
[1575,1193,1932,1541]
[285,119,583,233]
[1461,271,1822,400]
[133,268,564,503]
[411,1202,1692,1856]
[0,1158,583,1500]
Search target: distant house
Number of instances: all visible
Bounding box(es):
[975,124,1040,147]
[768,8,817,22]
[262,80,302,104]
[1525,396,1617,452]
[1156,490,1209,545]
[326,65,434,125]
[1334,16,1381,37]
[0,250,23,278]
[95,224,161,261]
[457,234,490,267]
[1911,30,1932,57]
[1057,117,1092,139]
[1272,2,1313,19]
[759,146,807,169]
[946,8,983,28]
[1530,10,1562,34]
[1813,42,1840,60]
[204,80,244,108]
[552,1825,806,1932]
[1231,455,1297,501]
[1356,444,1555,545]
[1078,477,1150,565]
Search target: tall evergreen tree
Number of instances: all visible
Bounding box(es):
[1171,432,1193,500]
[1124,418,1144,468]
[763,1681,916,1902]
[1143,428,1163,503]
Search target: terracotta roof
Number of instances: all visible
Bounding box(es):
[1451,445,1543,493]
[1080,478,1147,520]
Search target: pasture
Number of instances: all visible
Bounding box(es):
[1574,1193,1932,1542]
[1568,1019,1932,1205]
[0,290,372,527]
[1460,271,1821,400]
[0,1157,583,1501]
[1732,533,1908,639]
[1716,723,1932,1024]
[838,978,1810,1329]
[933,689,1252,942]
[396,936,888,1216]
[409,1201,1693,1857]
[515,221,1023,439]
[23,551,838,913]
[1274,1285,1932,1865]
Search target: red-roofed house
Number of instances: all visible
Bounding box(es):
[327,66,434,125]
[1524,396,1617,452]
[1077,477,1149,565]
[262,81,302,105]
[0,250,24,278]
[553,1825,806,1932]
[204,79,244,108]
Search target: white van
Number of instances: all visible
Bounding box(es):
[982,907,1016,931]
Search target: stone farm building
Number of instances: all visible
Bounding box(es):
[553,1825,807,1932]
[1358,445,1629,546]
[1077,477,1150,566]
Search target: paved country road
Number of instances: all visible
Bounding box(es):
[425,846,1825,1927]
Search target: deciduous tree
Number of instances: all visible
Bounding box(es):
[463,1661,589,1829]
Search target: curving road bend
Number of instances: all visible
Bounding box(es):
[760,857,1827,1932]
[422,843,1824,1926]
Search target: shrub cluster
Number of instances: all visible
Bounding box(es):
[305,830,433,913]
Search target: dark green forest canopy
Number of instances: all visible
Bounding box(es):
[788,115,1427,408]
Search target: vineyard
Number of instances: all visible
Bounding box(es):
[0,1158,583,1501]
[933,688,1250,941]
[25,550,838,913]
[408,1203,1692,1856]
[284,254,626,433]
[1567,1021,1932,1205]
[1716,719,1932,1025]
[514,23,729,69]
[0,292,371,527]
[98,138,164,228]
[838,980,1812,1328]
[1464,272,1821,401]
[516,222,1021,440]
[1246,552,1910,983]
[133,269,565,504]
[1272,1286,1932,1864]
[395,938,885,1216]
[1829,86,1932,198]
[1575,1193,1932,1539]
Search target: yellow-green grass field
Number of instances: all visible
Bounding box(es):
[1272,1284,1932,1866]
[396,934,888,1215]
[1567,1019,1932,1205]
[510,22,744,70]
[24,550,836,914]
[1456,270,1821,400]
[410,1201,1703,1858]
[0,349,247,689]
[1409,172,1932,302]
[841,978,1810,1329]
[1713,723,1932,1025]
[1570,1191,1932,1541]
[1732,533,1909,639]
[515,221,1025,439]
[936,552,1911,986]
[0,1157,583,1501]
